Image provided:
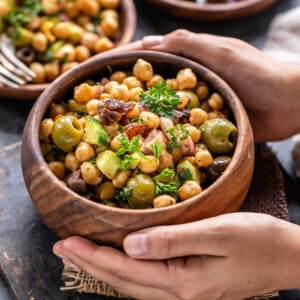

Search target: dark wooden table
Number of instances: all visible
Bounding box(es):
[0,0,300,298]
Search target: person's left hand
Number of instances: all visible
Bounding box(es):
[53,212,300,300]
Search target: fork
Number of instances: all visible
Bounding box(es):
[0,34,36,88]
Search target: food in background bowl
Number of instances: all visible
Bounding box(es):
[39,58,238,209]
[21,50,254,247]
[0,0,136,100]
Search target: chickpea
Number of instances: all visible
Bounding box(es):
[200,101,211,113]
[207,93,224,111]
[97,181,115,201]
[100,92,111,100]
[76,15,91,27]
[101,9,119,20]
[86,99,101,116]
[80,161,102,185]
[126,102,140,119]
[176,91,189,109]
[189,108,208,127]
[42,0,60,15]
[39,118,53,142]
[123,76,142,89]
[133,59,153,81]
[44,61,60,82]
[81,32,99,51]
[75,142,95,162]
[179,156,196,166]
[138,155,159,173]
[98,0,120,9]
[195,142,208,152]
[62,62,80,73]
[172,147,183,164]
[54,44,76,62]
[65,152,80,172]
[110,71,127,83]
[139,111,160,129]
[109,84,129,101]
[30,62,46,83]
[49,103,66,119]
[157,151,174,172]
[110,133,123,151]
[52,22,71,39]
[112,170,131,188]
[146,75,164,88]
[176,68,197,90]
[31,32,48,52]
[184,125,201,143]
[48,161,65,179]
[153,195,176,208]
[166,78,178,90]
[64,1,79,18]
[74,83,94,103]
[195,81,209,101]
[178,180,202,201]
[40,143,52,157]
[75,45,91,62]
[104,80,119,93]
[208,111,226,120]
[94,37,114,53]
[128,87,143,102]
[104,121,119,137]
[76,0,99,17]
[27,16,44,31]
[195,149,213,168]
[101,16,119,38]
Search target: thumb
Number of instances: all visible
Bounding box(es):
[123,217,226,260]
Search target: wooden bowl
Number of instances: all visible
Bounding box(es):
[21,49,254,248]
[0,0,137,101]
[144,0,278,21]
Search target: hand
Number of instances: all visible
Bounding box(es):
[139,30,300,142]
[53,212,300,300]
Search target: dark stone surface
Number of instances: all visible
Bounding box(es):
[0,0,300,299]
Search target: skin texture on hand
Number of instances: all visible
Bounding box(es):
[140,30,300,142]
[53,213,300,300]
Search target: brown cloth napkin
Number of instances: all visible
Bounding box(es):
[60,143,287,299]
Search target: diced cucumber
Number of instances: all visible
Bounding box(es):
[83,116,109,147]
[96,150,121,179]
[177,160,201,184]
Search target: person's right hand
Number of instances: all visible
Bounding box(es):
[140,29,300,143]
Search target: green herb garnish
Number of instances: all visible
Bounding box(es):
[119,154,139,170]
[114,187,133,203]
[166,125,190,152]
[151,142,165,160]
[116,135,145,157]
[139,81,180,118]
[154,168,178,196]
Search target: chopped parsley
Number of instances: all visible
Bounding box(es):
[151,142,165,160]
[154,169,179,196]
[166,124,190,152]
[139,81,180,119]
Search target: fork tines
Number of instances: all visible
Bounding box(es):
[0,34,36,88]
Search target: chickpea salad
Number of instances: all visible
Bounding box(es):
[0,0,121,83]
[39,59,238,209]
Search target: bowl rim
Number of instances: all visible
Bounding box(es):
[144,0,278,20]
[23,49,253,217]
[0,0,137,101]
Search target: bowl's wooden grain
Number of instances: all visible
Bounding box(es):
[144,0,277,21]
[21,50,254,248]
[0,0,137,101]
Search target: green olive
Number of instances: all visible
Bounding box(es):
[126,174,156,209]
[200,118,237,154]
[177,90,200,109]
[51,115,83,152]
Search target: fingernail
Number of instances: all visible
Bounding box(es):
[143,35,163,48]
[63,261,80,271]
[125,233,149,256]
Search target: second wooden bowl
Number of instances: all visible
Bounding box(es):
[0,0,137,101]
[21,49,254,248]
[144,0,278,21]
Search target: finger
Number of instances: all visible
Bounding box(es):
[53,236,181,293]
[123,215,233,259]
[113,40,144,52]
[141,29,267,79]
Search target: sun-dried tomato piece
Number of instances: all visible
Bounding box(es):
[124,123,150,140]
[98,99,135,125]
